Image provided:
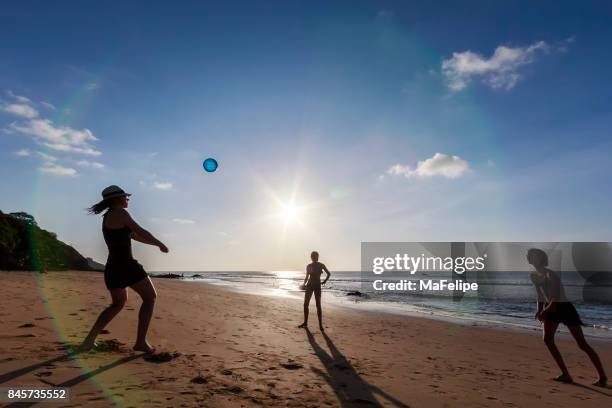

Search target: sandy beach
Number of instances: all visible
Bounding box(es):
[1,271,611,407]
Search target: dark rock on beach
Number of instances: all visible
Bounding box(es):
[154,273,184,279]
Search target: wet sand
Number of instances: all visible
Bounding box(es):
[1,271,611,407]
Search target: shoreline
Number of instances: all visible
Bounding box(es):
[4,269,611,342]
[152,271,612,342]
[6,269,612,341]
[1,270,611,407]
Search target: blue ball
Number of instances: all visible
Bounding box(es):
[204,157,219,173]
[203,158,218,172]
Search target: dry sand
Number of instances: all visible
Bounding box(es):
[0,271,611,407]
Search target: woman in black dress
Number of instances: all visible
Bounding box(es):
[527,248,607,386]
[298,251,331,331]
[80,185,168,353]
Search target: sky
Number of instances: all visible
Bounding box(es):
[2,1,612,271]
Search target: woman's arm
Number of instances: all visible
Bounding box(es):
[530,272,548,320]
[119,210,168,253]
[535,301,545,320]
[130,233,149,244]
[302,266,310,286]
[322,264,331,285]
[539,270,561,313]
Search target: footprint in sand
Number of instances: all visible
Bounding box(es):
[18,323,35,328]
[223,386,243,394]
[190,375,208,384]
[280,362,303,370]
[143,351,181,363]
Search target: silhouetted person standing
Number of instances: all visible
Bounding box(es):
[527,248,607,386]
[80,185,169,353]
[299,251,330,332]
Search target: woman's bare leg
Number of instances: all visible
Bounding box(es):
[130,277,157,352]
[568,325,607,385]
[80,288,127,350]
[543,321,572,382]
[298,289,313,328]
[314,288,323,331]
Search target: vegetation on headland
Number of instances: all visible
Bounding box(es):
[0,210,102,271]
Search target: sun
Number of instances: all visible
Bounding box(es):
[279,203,301,225]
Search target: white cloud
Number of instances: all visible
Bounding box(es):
[153,181,173,190]
[41,101,56,111]
[7,90,30,103]
[387,153,470,179]
[14,148,31,156]
[172,218,195,224]
[9,118,101,156]
[85,82,98,91]
[77,159,105,169]
[14,148,59,164]
[557,36,575,53]
[2,103,38,118]
[442,41,551,91]
[4,90,103,176]
[39,164,77,177]
[36,151,58,164]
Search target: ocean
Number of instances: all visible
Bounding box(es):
[153,271,612,339]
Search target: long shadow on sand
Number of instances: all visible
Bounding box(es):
[306,330,410,408]
[569,382,612,398]
[2,353,143,408]
[0,354,72,384]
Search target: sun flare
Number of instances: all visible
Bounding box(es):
[279,203,301,224]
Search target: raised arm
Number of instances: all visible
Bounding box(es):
[119,209,168,253]
[322,263,331,284]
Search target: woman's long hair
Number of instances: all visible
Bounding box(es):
[87,198,119,215]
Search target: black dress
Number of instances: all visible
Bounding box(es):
[532,270,584,327]
[102,212,148,290]
[542,302,583,327]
